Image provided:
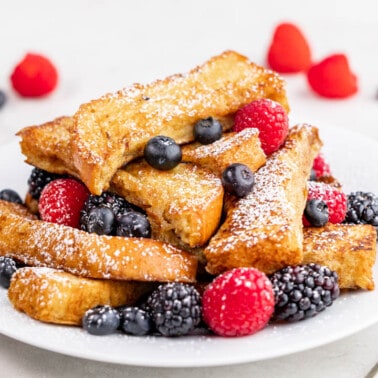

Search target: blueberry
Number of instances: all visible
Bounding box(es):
[194,117,222,145]
[86,207,115,235]
[0,257,18,289]
[118,306,153,336]
[309,169,317,181]
[116,211,151,238]
[0,90,6,109]
[82,305,120,335]
[221,163,255,197]
[144,136,182,170]
[0,189,23,205]
[304,199,329,227]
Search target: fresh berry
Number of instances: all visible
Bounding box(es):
[0,189,23,205]
[0,90,6,109]
[267,22,312,73]
[28,168,62,200]
[303,199,329,227]
[82,305,120,336]
[221,163,255,197]
[39,178,90,228]
[307,182,347,224]
[194,117,222,145]
[233,99,289,155]
[144,136,182,170]
[10,53,58,97]
[202,267,274,337]
[0,257,18,289]
[309,169,317,181]
[116,211,151,238]
[146,283,202,336]
[312,153,331,178]
[80,192,147,236]
[307,54,358,98]
[344,191,378,236]
[118,306,153,336]
[269,263,340,322]
[85,207,115,235]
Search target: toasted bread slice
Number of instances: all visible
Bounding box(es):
[303,224,377,290]
[0,200,197,282]
[111,161,223,248]
[8,267,154,325]
[71,50,289,194]
[17,116,78,177]
[181,128,266,176]
[204,124,322,275]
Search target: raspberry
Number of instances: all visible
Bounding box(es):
[10,53,58,97]
[312,153,331,178]
[307,181,347,224]
[202,267,274,337]
[233,99,289,155]
[39,178,90,228]
[307,54,358,98]
[267,22,312,73]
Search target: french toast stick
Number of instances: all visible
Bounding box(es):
[17,116,78,177]
[303,224,377,290]
[204,124,322,275]
[71,50,289,194]
[110,161,224,248]
[181,128,266,176]
[8,267,155,325]
[0,200,197,282]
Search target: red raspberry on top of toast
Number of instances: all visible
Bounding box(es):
[233,99,289,155]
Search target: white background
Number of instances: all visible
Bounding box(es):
[1,1,378,377]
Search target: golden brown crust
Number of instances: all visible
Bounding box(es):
[110,161,224,248]
[181,128,266,176]
[303,224,377,290]
[8,267,154,325]
[0,200,197,282]
[72,50,289,194]
[17,116,79,177]
[204,124,322,275]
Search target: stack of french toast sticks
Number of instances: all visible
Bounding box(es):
[0,50,376,327]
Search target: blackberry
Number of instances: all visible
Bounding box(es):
[344,191,378,236]
[82,305,120,335]
[0,257,18,289]
[0,189,23,205]
[146,283,202,336]
[28,168,61,200]
[118,306,153,336]
[269,263,340,322]
[194,117,222,145]
[221,163,255,197]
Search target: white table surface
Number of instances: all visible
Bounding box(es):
[1,1,378,377]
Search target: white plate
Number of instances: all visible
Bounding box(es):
[0,124,377,367]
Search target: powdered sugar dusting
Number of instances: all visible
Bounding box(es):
[73,51,288,192]
[0,207,197,282]
[205,124,321,267]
